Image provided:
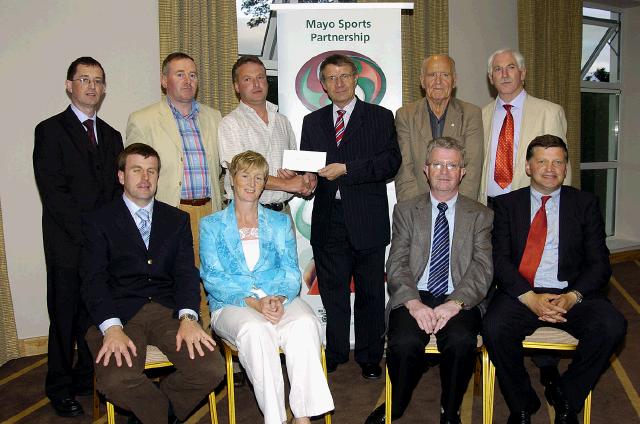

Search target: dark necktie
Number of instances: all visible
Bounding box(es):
[335,110,346,146]
[518,195,551,286]
[83,119,97,147]
[494,104,513,188]
[427,202,449,297]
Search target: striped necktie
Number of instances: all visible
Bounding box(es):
[135,208,151,248]
[427,202,450,297]
[335,109,346,146]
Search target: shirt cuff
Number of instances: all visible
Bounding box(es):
[178,308,198,320]
[99,318,123,335]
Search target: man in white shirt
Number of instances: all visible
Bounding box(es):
[218,56,317,212]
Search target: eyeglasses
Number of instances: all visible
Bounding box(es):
[324,73,355,83]
[72,77,105,87]
[428,162,461,171]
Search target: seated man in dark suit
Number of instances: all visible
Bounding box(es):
[81,143,223,423]
[366,137,493,424]
[483,135,627,424]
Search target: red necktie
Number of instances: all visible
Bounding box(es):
[494,104,513,188]
[518,195,551,286]
[335,109,346,146]
[83,119,97,147]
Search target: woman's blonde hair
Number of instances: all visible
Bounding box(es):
[228,150,269,179]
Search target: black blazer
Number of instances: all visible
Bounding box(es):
[33,106,123,268]
[80,198,201,326]
[492,185,611,299]
[300,99,401,250]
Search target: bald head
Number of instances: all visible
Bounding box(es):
[421,55,457,108]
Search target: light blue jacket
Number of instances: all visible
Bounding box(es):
[199,201,301,312]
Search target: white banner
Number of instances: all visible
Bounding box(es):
[272,2,412,343]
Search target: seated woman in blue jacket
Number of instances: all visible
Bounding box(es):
[200,151,334,424]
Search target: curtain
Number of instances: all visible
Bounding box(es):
[518,0,582,185]
[0,200,19,366]
[360,0,449,104]
[158,0,239,116]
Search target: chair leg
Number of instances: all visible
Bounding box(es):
[224,345,236,424]
[106,400,116,424]
[483,350,495,424]
[92,374,101,420]
[385,365,392,423]
[584,391,592,424]
[208,391,218,424]
[321,347,332,424]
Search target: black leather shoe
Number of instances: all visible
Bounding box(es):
[51,397,84,417]
[440,411,461,424]
[364,403,387,424]
[360,362,382,380]
[233,370,246,387]
[552,394,579,424]
[507,410,532,424]
[326,359,339,374]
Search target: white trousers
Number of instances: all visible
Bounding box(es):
[212,298,334,424]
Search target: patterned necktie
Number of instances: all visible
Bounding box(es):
[518,195,551,286]
[335,109,346,146]
[494,104,514,188]
[136,208,151,248]
[427,202,450,297]
[83,119,97,147]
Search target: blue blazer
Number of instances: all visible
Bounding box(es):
[199,201,302,312]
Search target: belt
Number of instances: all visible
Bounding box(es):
[180,197,210,206]
[262,201,288,212]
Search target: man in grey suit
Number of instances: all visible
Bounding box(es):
[395,55,483,202]
[365,137,493,424]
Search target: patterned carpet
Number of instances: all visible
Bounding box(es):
[1,260,639,423]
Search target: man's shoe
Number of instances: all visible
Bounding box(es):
[440,411,461,424]
[507,411,532,424]
[540,365,562,405]
[51,397,84,417]
[360,362,382,380]
[364,403,387,424]
[553,396,579,424]
[326,359,339,374]
[233,370,246,387]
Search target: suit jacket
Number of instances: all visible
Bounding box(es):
[386,194,493,318]
[300,98,401,250]
[33,106,123,268]
[199,202,301,312]
[479,93,569,202]
[492,186,611,300]
[394,97,484,202]
[125,99,223,210]
[80,198,201,326]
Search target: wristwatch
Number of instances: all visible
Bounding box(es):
[570,290,583,304]
[179,313,198,322]
[450,299,465,309]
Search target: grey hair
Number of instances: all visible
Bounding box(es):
[487,48,525,77]
[425,137,467,167]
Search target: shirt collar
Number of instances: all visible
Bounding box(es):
[122,194,154,219]
[426,100,449,122]
[167,97,200,119]
[333,96,357,115]
[238,99,278,115]
[497,89,527,110]
[530,186,561,202]
[429,192,458,210]
[70,103,96,123]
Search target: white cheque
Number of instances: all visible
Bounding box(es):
[282,150,327,172]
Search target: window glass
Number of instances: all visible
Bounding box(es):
[580,169,616,236]
[581,92,619,162]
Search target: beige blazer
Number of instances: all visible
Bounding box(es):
[394,97,484,202]
[479,93,570,203]
[385,194,493,319]
[125,99,223,211]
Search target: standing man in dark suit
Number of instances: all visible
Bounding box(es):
[33,56,123,417]
[81,143,223,423]
[483,135,626,424]
[366,137,493,424]
[300,54,401,379]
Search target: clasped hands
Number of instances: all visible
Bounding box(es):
[276,169,317,196]
[96,319,216,367]
[405,299,462,335]
[247,295,286,325]
[520,291,578,323]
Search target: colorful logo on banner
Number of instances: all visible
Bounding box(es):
[295,50,387,111]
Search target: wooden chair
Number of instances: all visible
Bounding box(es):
[93,345,219,424]
[221,339,332,424]
[384,336,490,424]
[485,327,592,424]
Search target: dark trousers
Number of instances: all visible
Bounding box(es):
[86,303,224,423]
[386,291,481,419]
[312,201,386,365]
[483,291,627,412]
[45,264,94,401]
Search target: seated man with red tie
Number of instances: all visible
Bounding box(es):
[482,135,627,424]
